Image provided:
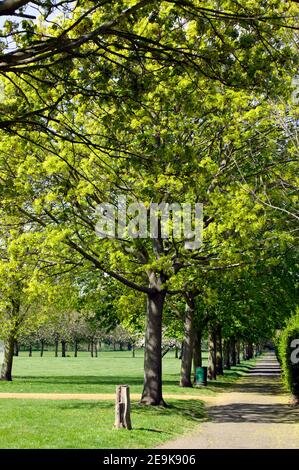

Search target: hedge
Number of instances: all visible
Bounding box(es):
[278,314,299,401]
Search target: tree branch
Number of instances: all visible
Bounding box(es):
[66,237,152,295]
[0,0,31,16]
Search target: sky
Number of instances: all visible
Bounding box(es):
[0,2,60,51]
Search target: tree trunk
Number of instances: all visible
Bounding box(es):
[236,340,241,364]
[61,340,66,358]
[95,342,98,357]
[74,341,78,358]
[224,340,231,369]
[180,298,195,387]
[55,338,59,357]
[230,337,237,366]
[216,325,223,375]
[29,345,32,357]
[140,289,166,405]
[245,343,248,359]
[208,328,217,380]
[132,344,135,358]
[175,346,179,359]
[193,330,202,382]
[113,340,116,351]
[242,342,247,360]
[90,341,94,357]
[114,385,132,430]
[13,341,19,357]
[1,334,14,381]
[40,340,44,357]
[178,342,183,360]
[247,342,253,359]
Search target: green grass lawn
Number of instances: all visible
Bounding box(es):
[0,350,257,448]
[0,350,256,396]
[0,398,206,449]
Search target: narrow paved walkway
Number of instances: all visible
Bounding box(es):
[160,353,299,449]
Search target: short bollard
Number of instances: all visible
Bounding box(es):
[114,385,132,430]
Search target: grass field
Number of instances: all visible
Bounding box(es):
[0,350,255,395]
[0,350,256,448]
[0,398,206,449]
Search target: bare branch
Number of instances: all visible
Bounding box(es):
[0,0,31,16]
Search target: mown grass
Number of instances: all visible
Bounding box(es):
[0,398,206,449]
[0,350,256,396]
[0,350,257,448]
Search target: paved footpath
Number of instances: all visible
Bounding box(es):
[159,353,299,449]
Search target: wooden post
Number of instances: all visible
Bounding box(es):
[114,385,132,430]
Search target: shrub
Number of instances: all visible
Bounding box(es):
[278,314,299,401]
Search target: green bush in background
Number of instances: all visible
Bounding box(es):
[278,313,299,402]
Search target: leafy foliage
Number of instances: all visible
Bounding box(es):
[278,312,299,398]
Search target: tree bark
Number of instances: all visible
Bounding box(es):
[242,342,247,360]
[193,330,202,382]
[74,340,78,357]
[132,344,135,358]
[180,298,195,387]
[224,340,231,369]
[90,341,94,358]
[230,337,237,366]
[55,338,59,357]
[245,343,249,359]
[40,340,44,357]
[236,340,241,364]
[95,342,98,357]
[13,341,19,357]
[247,342,253,359]
[216,324,223,375]
[29,345,32,357]
[1,334,14,381]
[179,342,183,360]
[114,385,132,430]
[208,328,217,380]
[140,289,166,405]
[61,340,66,358]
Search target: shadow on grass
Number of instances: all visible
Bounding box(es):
[10,376,145,386]
[54,399,206,434]
[11,365,254,387]
[55,399,205,417]
[133,400,206,422]
[207,362,284,396]
[133,400,206,433]
[54,401,114,411]
[205,364,257,391]
[8,375,195,391]
[56,399,206,421]
[133,428,165,433]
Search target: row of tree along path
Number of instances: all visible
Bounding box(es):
[160,353,299,449]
